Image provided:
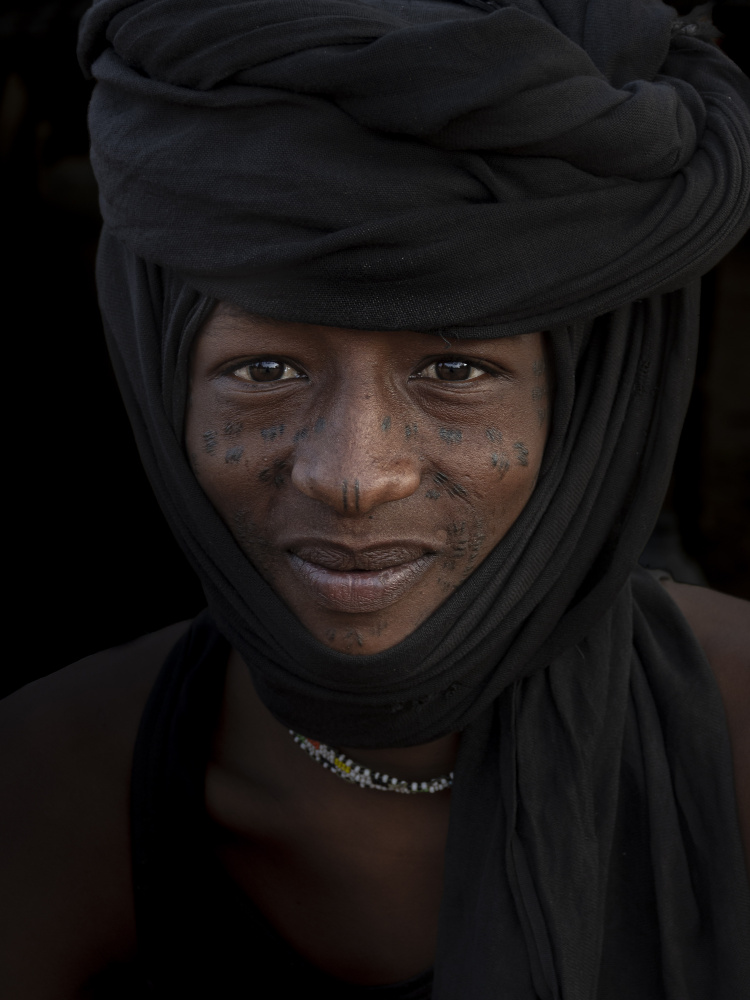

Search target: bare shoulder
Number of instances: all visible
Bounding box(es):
[660,581,750,874]
[660,581,750,678]
[0,620,191,999]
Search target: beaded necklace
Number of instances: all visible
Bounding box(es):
[289,731,453,793]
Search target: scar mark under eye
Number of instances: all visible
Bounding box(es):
[225,446,243,463]
[223,421,242,436]
[354,479,360,512]
[260,424,284,441]
[532,359,545,377]
[439,428,462,444]
[425,489,441,500]
[381,416,391,432]
[433,472,449,487]
[405,424,418,439]
[293,427,308,442]
[486,427,502,443]
[203,430,218,454]
[513,442,529,466]
[342,480,348,511]
[314,417,326,434]
[492,453,511,479]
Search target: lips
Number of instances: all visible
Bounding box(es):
[286,542,436,613]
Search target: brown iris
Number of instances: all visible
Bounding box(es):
[434,360,472,381]
[247,359,285,381]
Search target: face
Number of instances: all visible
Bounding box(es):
[185,305,550,655]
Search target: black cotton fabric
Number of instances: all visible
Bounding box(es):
[78,1,750,997]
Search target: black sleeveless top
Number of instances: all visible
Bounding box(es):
[130,610,434,998]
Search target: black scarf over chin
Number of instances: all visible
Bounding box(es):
[80,1,750,997]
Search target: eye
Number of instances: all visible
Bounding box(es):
[232,359,304,383]
[415,359,487,382]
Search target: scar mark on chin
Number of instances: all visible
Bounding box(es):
[223,421,242,436]
[203,430,218,454]
[381,416,391,432]
[439,428,462,444]
[260,424,284,441]
[485,427,502,443]
[314,417,326,434]
[225,446,243,463]
[513,442,529,466]
[405,424,417,439]
[293,427,308,442]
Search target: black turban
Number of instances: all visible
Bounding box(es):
[78,1,750,996]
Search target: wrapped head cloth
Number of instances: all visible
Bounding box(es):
[79,1,750,996]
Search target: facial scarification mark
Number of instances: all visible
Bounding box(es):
[223,421,242,436]
[405,424,417,439]
[532,359,545,377]
[203,430,218,454]
[492,453,511,479]
[537,408,548,428]
[342,480,348,511]
[439,427,462,444]
[314,417,326,433]
[434,471,467,499]
[225,446,243,463]
[486,427,502,443]
[260,424,284,441]
[293,427,308,442]
[259,459,286,484]
[425,489,441,500]
[531,386,546,401]
[381,416,391,432]
[354,479,360,512]
[513,442,529,466]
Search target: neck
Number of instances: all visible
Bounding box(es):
[217,647,459,786]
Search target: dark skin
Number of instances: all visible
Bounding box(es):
[185,303,550,658]
[0,311,747,997]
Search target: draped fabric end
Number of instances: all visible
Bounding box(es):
[80,1,750,997]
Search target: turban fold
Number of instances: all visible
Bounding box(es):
[78,1,750,996]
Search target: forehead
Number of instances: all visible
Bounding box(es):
[194,302,545,360]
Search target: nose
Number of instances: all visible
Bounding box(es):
[290,408,422,516]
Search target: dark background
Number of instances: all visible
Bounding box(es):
[2,1,749,698]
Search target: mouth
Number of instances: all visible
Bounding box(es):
[286,542,437,613]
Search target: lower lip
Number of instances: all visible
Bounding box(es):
[287,553,435,613]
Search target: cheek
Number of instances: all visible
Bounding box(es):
[185,402,291,520]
